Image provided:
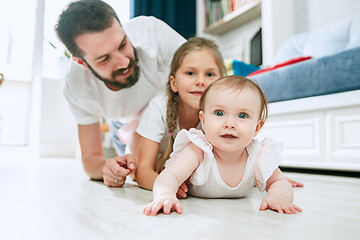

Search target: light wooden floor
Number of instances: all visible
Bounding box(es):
[1,157,359,240]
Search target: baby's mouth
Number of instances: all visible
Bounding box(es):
[220,134,237,139]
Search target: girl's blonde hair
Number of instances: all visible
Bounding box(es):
[156,37,226,173]
[199,75,268,122]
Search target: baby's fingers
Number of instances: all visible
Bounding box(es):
[143,202,155,215]
[163,200,173,214]
[174,201,183,214]
[292,203,303,213]
[150,201,167,216]
[281,203,303,214]
[259,200,269,211]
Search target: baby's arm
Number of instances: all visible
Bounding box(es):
[135,136,189,198]
[143,143,203,216]
[259,168,302,214]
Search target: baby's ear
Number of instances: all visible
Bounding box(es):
[72,56,88,69]
[254,119,265,136]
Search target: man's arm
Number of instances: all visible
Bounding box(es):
[78,122,136,186]
[78,122,105,180]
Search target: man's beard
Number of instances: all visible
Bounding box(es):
[85,51,140,89]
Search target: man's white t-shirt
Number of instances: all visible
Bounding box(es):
[63,16,186,125]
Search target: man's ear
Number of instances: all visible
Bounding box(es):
[72,56,88,69]
[169,75,178,92]
[254,119,265,137]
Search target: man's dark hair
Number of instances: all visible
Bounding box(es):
[55,0,121,58]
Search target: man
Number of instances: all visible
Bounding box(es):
[55,0,186,187]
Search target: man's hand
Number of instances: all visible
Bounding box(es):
[102,154,136,187]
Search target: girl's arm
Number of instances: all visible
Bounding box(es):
[260,168,302,214]
[135,137,161,191]
[143,143,203,216]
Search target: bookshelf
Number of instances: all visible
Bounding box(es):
[204,0,261,35]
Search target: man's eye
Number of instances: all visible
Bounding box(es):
[100,56,109,63]
[215,110,224,117]
[238,113,248,119]
[119,42,126,49]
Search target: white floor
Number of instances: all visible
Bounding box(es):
[1,157,359,240]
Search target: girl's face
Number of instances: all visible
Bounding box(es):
[170,49,221,110]
[199,86,264,153]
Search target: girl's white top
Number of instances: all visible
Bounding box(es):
[165,128,283,198]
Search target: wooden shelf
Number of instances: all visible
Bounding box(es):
[204,0,261,35]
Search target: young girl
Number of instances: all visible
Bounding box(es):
[135,37,225,196]
[143,75,303,216]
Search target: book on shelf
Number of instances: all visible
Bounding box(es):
[204,0,258,27]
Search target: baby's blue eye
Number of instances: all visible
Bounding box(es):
[215,110,224,117]
[238,113,248,119]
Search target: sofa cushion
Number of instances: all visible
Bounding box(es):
[274,14,360,64]
[248,56,312,77]
[250,47,360,103]
[225,59,260,76]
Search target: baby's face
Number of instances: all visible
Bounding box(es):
[200,86,263,152]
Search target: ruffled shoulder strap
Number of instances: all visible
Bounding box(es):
[166,128,214,186]
[248,137,283,191]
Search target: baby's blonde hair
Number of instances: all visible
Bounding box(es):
[156,37,226,173]
[199,75,268,122]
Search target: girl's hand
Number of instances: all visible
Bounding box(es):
[259,196,302,214]
[143,195,183,216]
[177,182,188,199]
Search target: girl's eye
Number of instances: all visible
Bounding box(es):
[238,113,248,119]
[186,72,195,76]
[215,110,224,117]
[207,72,215,77]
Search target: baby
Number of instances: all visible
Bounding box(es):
[143,75,302,216]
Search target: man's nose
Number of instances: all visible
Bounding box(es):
[113,52,130,70]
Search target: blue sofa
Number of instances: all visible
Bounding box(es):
[248,14,360,103]
[253,47,360,102]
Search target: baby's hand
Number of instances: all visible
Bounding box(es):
[259,196,302,214]
[143,195,182,216]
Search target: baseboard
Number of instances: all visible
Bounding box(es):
[280,166,360,178]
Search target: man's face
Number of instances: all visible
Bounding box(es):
[75,19,139,89]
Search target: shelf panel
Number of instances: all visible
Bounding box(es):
[204,0,261,35]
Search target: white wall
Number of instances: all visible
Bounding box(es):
[39,75,77,158]
[262,0,360,65]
